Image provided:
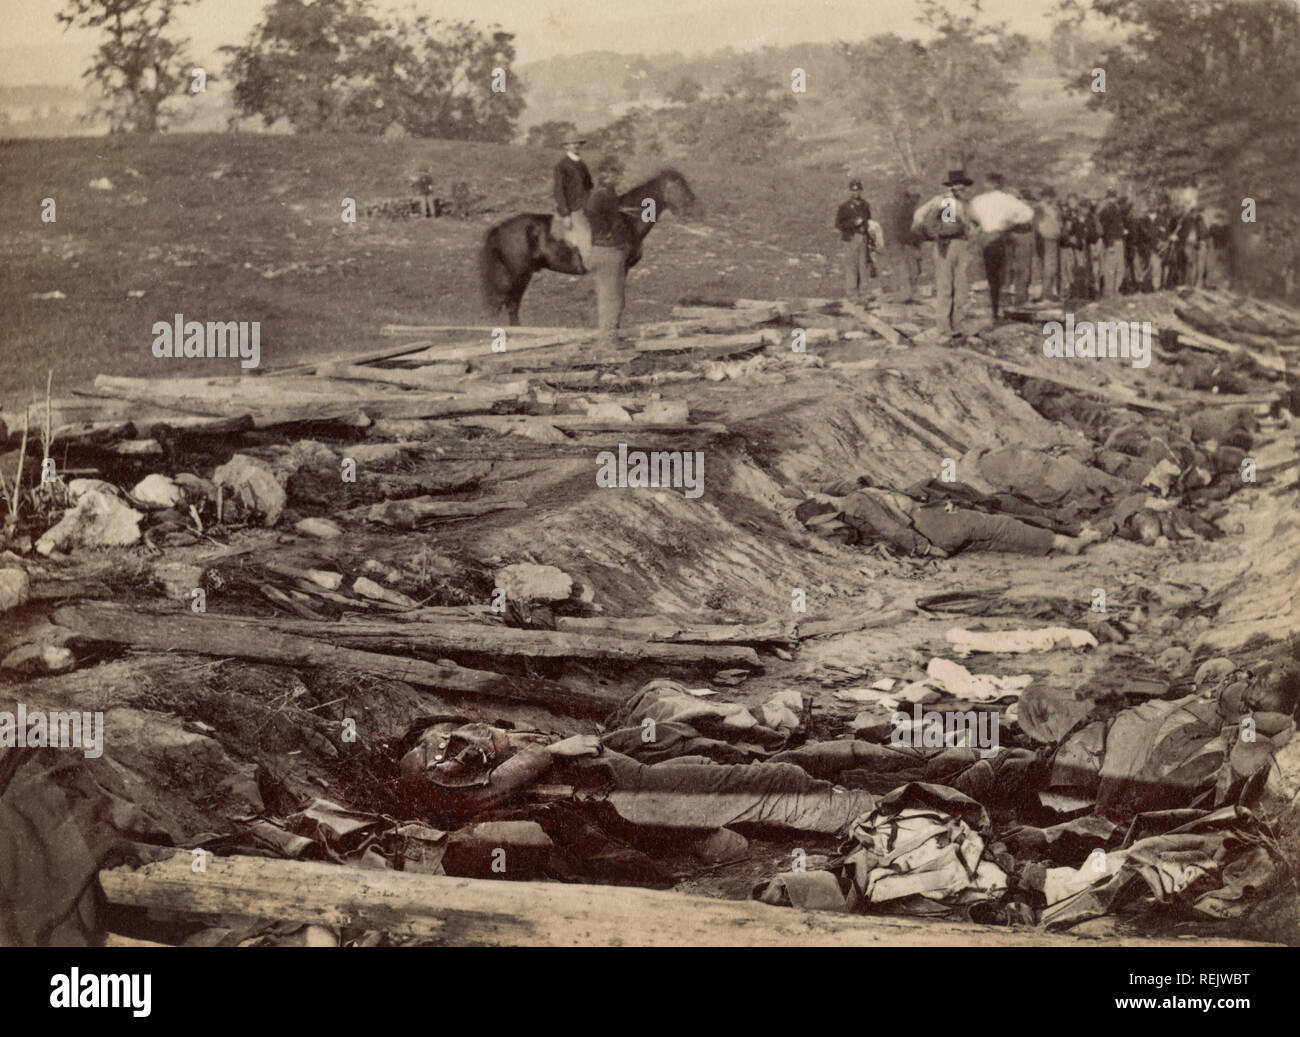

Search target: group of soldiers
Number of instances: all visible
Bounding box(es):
[836,175,1231,322]
[550,136,1232,346]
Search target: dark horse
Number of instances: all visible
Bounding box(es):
[479,169,701,325]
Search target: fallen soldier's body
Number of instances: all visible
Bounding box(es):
[799,484,1101,556]
[400,716,877,835]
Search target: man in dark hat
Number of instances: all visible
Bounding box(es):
[1097,187,1127,297]
[918,168,975,339]
[553,137,594,269]
[584,155,636,351]
[835,179,875,302]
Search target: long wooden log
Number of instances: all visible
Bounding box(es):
[91,375,527,423]
[51,603,618,716]
[1164,317,1287,373]
[355,496,528,527]
[634,331,775,354]
[672,303,787,321]
[556,615,795,647]
[98,851,1251,946]
[381,324,582,337]
[949,348,1177,413]
[399,330,600,365]
[450,414,726,434]
[315,362,470,387]
[246,615,763,666]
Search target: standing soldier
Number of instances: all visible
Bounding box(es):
[1035,186,1062,302]
[917,168,975,340]
[1059,194,1081,300]
[1097,188,1127,298]
[891,185,925,303]
[553,137,594,270]
[836,179,875,303]
[583,156,635,352]
[1083,197,1103,298]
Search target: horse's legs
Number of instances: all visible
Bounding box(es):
[508,270,533,326]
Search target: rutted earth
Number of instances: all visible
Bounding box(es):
[1,295,1297,946]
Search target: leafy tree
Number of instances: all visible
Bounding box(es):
[58,0,199,133]
[525,119,579,148]
[1060,0,1300,296]
[665,75,703,105]
[223,0,524,141]
[670,63,795,164]
[838,0,1030,178]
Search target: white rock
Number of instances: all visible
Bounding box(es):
[636,400,690,423]
[213,454,286,526]
[304,569,343,591]
[36,490,143,555]
[346,443,407,466]
[131,473,185,510]
[0,568,30,612]
[2,643,75,674]
[495,563,573,603]
[352,576,418,608]
[295,517,343,539]
[286,439,339,472]
[88,177,115,191]
[583,402,633,422]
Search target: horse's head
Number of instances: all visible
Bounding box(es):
[657,169,703,220]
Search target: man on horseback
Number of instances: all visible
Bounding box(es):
[553,137,594,271]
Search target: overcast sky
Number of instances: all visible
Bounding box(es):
[4,0,1068,86]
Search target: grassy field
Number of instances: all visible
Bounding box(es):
[0,133,892,403]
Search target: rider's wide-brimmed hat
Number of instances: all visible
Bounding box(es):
[944,169,974,186]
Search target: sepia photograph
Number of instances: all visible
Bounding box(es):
[0,0,1297,986]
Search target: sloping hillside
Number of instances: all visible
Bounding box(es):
[0,133,886,399]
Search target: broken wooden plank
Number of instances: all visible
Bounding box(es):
[97,850,1024,947]
[841,302,904,345]
[265,340,439,377]
[51,602,619,716]
[240,615,763,666]
[316,362,470,387]
[399,330,600,365]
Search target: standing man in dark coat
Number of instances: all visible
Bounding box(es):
[918,168,975,339]
[836,179,876,303]
[891,186,924,303]
[553,137,594,271]
[584,155,635,352]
